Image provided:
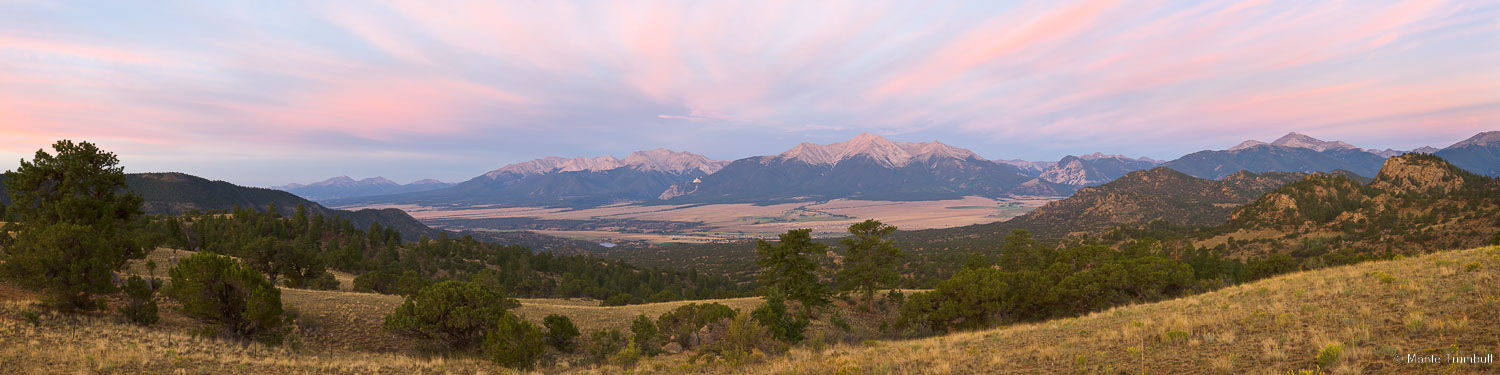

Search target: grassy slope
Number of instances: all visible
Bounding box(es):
[648,246,1499,374]
[0,248,764,374]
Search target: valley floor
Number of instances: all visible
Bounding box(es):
[2,246,1495,374]
[342,196,1057,243]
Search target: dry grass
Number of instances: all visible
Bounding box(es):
[3,245,772,374]
[640,246,1500,374]
[0,298,514,374]
[9,246,1496,374]
[1,247,771,374]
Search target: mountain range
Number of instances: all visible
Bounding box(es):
[1036,153,1162,186]
[1164,132,1390,179]
[331,133,1166,208]
[656,133,1038,203]
[329,148,727,208]
[1433,131,1500,177]
[274,176,453,201]
[320,131,1498,210]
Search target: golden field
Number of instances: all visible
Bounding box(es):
[341,196,1057,242]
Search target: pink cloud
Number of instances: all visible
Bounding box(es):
[0,36,168,65]
[868,0,1119,101]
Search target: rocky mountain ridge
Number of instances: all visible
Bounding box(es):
[484,148,728,178]
[275,176,453,201]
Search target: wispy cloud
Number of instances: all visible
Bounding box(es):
[1,0,1496,185]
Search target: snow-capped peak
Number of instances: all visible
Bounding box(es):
[776,133,983,167]
[272,176,398,190]
[1228,140,1268,151]
[1270,132,1357,151]
[1229,132,1358,152]
[1446,131,1500,149]
[484,149,726,178]
[622,148,730,175]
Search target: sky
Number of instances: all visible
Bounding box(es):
[2,0,1498,187]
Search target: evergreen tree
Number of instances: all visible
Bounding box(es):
[485,313,545,369]
[630,313,661,355]
[542,314,580,353]
[751,291,808,343]
[835,219,903,311]
[166,252,284,342]
[755,228,830,315]
[996,229,1039,271]
[0,140,143,311]
[119,275,159,326]
[382,280,515,350]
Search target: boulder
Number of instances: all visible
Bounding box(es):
[693,325,719,348]
[663,342,684,354]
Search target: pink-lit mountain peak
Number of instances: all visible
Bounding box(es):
[1229,132,1358,152]
[778,133,982,167]
[485,149,727,178]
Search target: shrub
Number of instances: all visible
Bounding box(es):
[287,271,340,290]
[830,311,852,333]
[649,290,678,302]
[1316,343,1343,368]
[601,293,634,306]
[630,314,661,355]
[119,275,159,326]
[885,289,905,308]
[657,303,736,348]
[166,252,284,342]
[21,310,40,326]
[709,311,778,365]
[1164,329,1189,344]
[610,339,642,368]
[382,280,516,350]
[354,269,431,295]
[752,292,809,343]
[1465,262,1481,272]
[587,329,627,363]
[543,314,580,353]
[485,313,546,370]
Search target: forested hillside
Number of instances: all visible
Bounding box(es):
[163,204,749,302]
[607,154,1500,291]
[0,172,441,241]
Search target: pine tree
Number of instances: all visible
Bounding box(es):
[0,140,143,311]
[755,228,830,315]
[836,219,903,311]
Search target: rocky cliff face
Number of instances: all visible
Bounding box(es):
[1214,152,1500,256]
[656,177,702,200]
[1371,154,1466,195]
[1037,155,1161,186]
[1000,167,1305,237]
